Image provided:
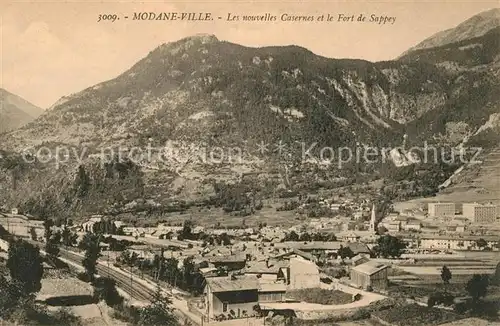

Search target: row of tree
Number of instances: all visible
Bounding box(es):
[117,250,205,295]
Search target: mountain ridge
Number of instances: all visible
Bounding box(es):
[0,88,44,134]
[401,7,500,56]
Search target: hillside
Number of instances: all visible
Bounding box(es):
[0,89,44,134]
[0,9,500,219]
[401,8,500,56]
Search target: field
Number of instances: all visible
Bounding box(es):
[371,304,461,326]
[36,271,128,326]
[117,200,306,229]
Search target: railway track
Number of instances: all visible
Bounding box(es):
[61,250,154,302]
[27,240,201,325]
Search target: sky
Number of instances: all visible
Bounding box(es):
[1,0,499,109]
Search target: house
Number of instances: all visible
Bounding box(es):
[258,281,287,303]
[204,275,259,320]
[288,257,320,290]
[11,208,19,215]
[274,241,342,260]
[385,221,401,233]
[351,254,370,266]
[271,248,317,263]
[207,255,247,271]
[340,232,361,242]
[346,242,371,256]
[402,220,422,231]
[350,261,389,291]
[82,215,104,233]
[199,267,218,278]
[243,260,288,282]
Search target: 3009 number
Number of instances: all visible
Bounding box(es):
[97,14,119,22]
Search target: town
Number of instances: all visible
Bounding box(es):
[1,198,500,325]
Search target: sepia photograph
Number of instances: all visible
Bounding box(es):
[1,0,500,325]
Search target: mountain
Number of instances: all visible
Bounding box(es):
[0,10,499,219]
[401,8,500,56]
[0,89,44,134]
[0,34,466,151]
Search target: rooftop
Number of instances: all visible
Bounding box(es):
[274,241,343,251]
[243,260,289,274]
[351,261,389,276]
[258,281,287,293]
[207,255,246,263]
[205,275,259,293]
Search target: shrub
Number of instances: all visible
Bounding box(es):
[111,303,141,324]
[76,272,92,283]
[93,277,124,306]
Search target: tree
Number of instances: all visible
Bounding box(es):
[138,283,178,325]
[466,274,489,302]
[29,227,37,241]
[338,246,355,259]
[219,233,231,246]
[7,239,44,296]
[285,231,299,241]
[373,235,407,258]
[75,165,90,197]
[441,265,452,287]
[46,231,61,261]
[62,227,76,247]
[80,232,101,282]
[492,262,500,285]
[179,220,193,240]
[43,219,54,242]
[163,258,180,286]
[299,232,312,242]
[182,257,195,292]
[476,239,488,249]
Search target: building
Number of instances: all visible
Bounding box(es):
[463,203,498,224]
[207,255,247,271]
[11,208,19,215]
[258,281,287,303]
[428,203,455,219]
[385,221,401,233]
[350,261,389,291]
[204,275,259,320]
[402,220,422,231]
[351,254,370,266]
[340,232,361,242]
[274,241,342,260]
[419,235,499,250]
[288,257,320,289]
[243,260,288,282]
[199,267,218,278]
[81,216,104,233]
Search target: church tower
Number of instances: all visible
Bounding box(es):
[370,203,377,233]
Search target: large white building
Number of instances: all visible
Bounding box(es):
[419,235,499,250]
[428,202,455,219]
[462,203,498,224]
